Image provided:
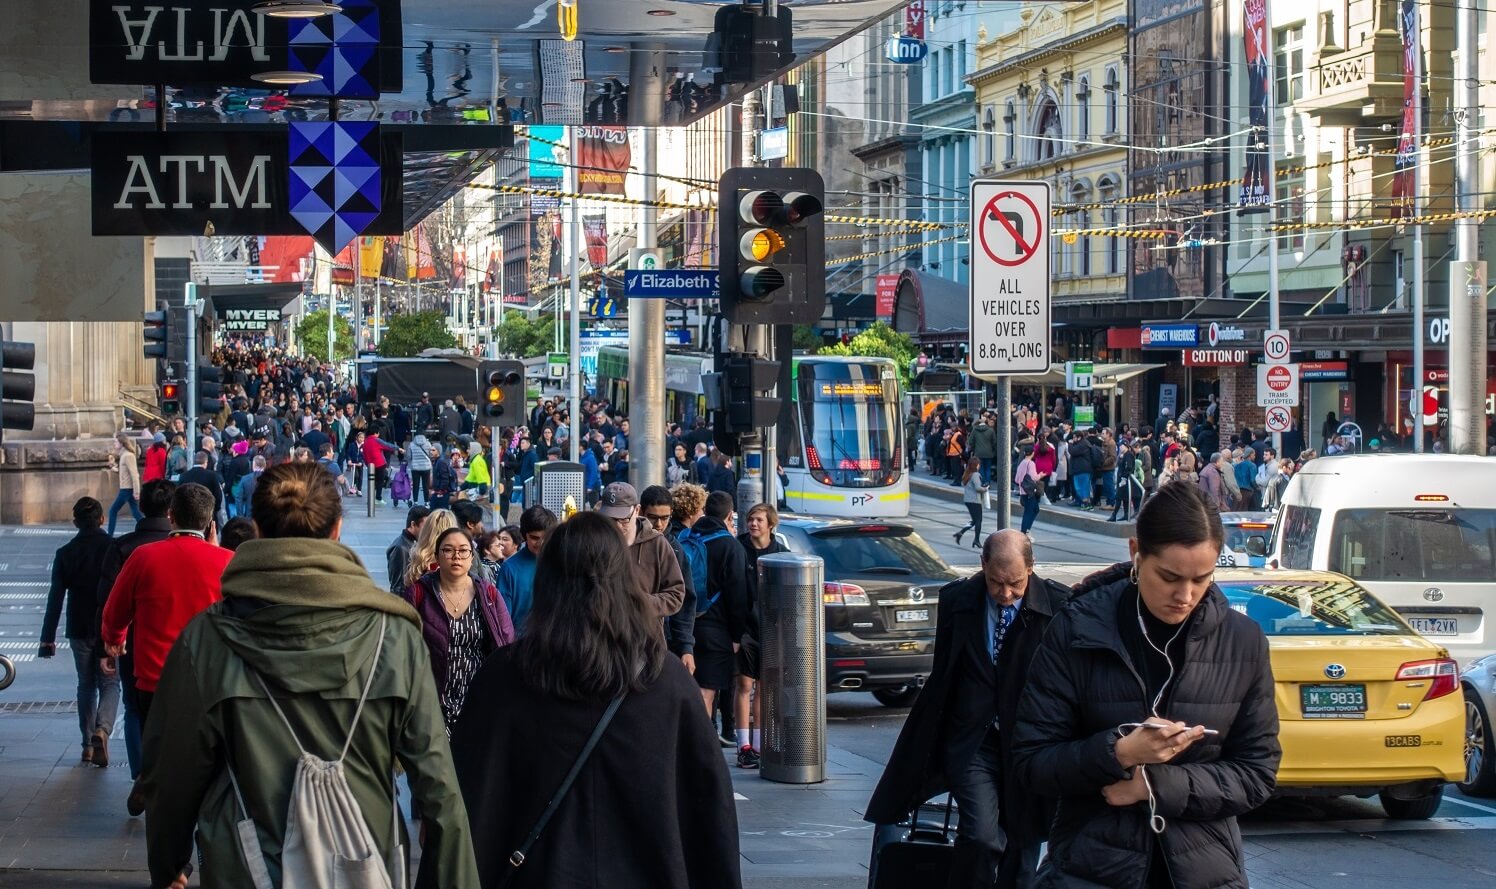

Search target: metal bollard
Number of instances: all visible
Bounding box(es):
[758,552,826,784]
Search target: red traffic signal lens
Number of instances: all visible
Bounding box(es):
[781,191,823,224]
[739,190,784,226]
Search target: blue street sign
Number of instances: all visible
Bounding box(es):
[624,269,721,298]
[885,35,929,64]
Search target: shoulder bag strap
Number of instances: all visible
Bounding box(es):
[503,694,626,877]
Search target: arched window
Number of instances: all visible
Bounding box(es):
[1104,67,1120,134]
[982,105,996,168]
[1003,100,1016,163]
[1035,96,1062,160]
[1071,181,1092,277]
[1077,75,1091,142]
[1098,175,1122,275]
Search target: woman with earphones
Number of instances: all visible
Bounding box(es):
[1011,481,1280,889]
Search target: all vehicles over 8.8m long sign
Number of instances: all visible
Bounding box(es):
[969,180,1051,375]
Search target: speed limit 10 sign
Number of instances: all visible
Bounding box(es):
[1264,328,1290,364]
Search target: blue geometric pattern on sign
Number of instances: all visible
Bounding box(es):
[624,269,721,298]
[288,121,382,254]
[288,0,380,99]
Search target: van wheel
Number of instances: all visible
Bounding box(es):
[872,686,920,708]
[1379,786,1443,820]
[1459,688,1496,797]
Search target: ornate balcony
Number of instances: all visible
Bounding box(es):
[1297,2,1405,126]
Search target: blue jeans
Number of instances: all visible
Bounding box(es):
[1100,469,1116,506]
[979,457,994,486]
[106,489,142,535]
[71,640,120,750]
[1071,472,1093,505]
[1020,492,1042,532]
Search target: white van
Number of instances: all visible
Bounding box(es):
[1269,454,1496,662]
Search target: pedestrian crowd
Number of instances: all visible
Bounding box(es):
[911,394,1325,537]
[41,399,798,888]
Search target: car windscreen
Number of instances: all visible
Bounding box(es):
[1217,581,1411,636]
[806,528,951,578]
[1327,508,1496,582]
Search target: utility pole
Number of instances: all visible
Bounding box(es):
[1450,0,1489,455]
[567,125,583,462]
[1410,1,1426,451]
[1262,0,1283,456]
[185,282,198,446]
[630,123,665,489]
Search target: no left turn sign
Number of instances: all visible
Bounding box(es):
[978,190,1044,266]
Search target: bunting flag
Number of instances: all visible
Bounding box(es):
[1238,0,1272,209]
[287,121,383,254]
[1391,0,1419,219]
[583,213,609,268]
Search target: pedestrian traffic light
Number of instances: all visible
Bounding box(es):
[196,364,223,415]
[0,341,36,441]
[143,307,170,360]
[718,167,826,324]
[478,360,525,423]
[160,381,181,415]
[718,353,781,434]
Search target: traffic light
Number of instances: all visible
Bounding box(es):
[160,380,181,415]
[718,167,826,324]
[143,306,170,360]
[719,353,781,434]
[196,364,223,415]
[0,340,36,439]
[478,360,525,423]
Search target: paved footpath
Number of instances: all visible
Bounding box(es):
[0,499,886,888]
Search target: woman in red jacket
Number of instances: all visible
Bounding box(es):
[142,433,169,483]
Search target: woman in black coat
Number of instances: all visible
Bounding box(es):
[450,512,741,889]
[1012,482,1280,889]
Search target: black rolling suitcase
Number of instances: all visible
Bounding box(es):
[867,797,958,889]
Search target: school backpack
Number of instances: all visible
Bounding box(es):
[227,615,406,889]
[676,527,732,614]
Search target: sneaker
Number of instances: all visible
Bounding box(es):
[126,782,145,817]
[718,733,735,749]
[736,746,760,769]
[91,729,109,768]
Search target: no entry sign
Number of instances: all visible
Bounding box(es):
[969,180,1051,375]
[1256,362,1300,407]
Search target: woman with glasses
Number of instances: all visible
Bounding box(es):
[403,527,516,735]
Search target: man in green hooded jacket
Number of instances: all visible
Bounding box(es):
[141,462,479,889]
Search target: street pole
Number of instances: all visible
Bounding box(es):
[1262,3,1283,456]
[185,282,197,447]
[994,381,1011,531]
[354,251,364,354]
[1450,0,1488,455]
[567,126,582,462]
[631,124,665,490]
[1411,1,1425,451]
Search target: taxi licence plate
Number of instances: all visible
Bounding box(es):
[896,609,929,623]
[1301,683,1367,718]
[1407,617,1459,636]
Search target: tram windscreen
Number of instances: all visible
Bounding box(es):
[798,368,900,487]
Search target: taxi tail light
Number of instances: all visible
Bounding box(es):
[1396,658,1459,700]
[823,582,870,606]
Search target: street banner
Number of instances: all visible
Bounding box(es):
[576,126,630,196]
[91,128,401,242]
[450,243,467,290]
[1238,0,1272,209]
[905,0,927,39]
[89,0,401,95]
[528,125,566,180]
[483,250,502,293]
[1391,0,1419,219]
[583,213,609,268]
[876,274,900,319]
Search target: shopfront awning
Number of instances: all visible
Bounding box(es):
[971,362,1163,389]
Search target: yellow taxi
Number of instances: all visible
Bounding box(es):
[1218,569,1465,818]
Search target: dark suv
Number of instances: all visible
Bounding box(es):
[776,518,964,707]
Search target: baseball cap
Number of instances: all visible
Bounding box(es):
[597,482,638,519]
[252,425,270,440]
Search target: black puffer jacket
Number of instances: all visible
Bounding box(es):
[1012,565,1280,889]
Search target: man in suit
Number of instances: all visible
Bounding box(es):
[866,530,1069,889]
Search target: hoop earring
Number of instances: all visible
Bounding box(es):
[1129,563,1140,585]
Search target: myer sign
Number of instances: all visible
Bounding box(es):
[221,309,282,331]
[91,131,404,237]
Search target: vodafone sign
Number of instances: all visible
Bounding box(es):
[1256,363,1300,407]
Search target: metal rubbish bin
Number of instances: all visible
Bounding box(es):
[530,460,585,514]
[758,552,826,784]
